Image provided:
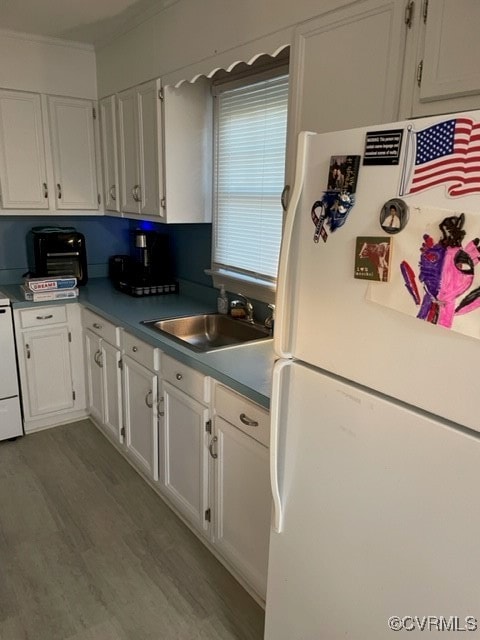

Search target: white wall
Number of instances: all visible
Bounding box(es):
[0,30,97,99]
[96,0,352,96]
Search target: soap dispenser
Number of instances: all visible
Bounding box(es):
[217,285,228,314]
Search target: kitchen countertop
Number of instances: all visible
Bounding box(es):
[2,279,274,408]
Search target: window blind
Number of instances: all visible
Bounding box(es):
[213,73,288,283]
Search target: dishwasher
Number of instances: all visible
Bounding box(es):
[0,292,23,440]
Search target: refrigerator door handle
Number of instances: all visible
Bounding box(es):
[270,359,290,533]
[274,131,313,359]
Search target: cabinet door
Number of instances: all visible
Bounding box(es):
[404,0,480,117]
[102,340,123,443]
[21,326,74,418]
[118,88,140,214]
[213,416,271,599]
[123,355,158,480]
[160,380,210,533]
[84,329,103,425]
[286,0,407,182]
[0,89,49,209]
[99,95,120,213]
[48,96,99,210]
[163,79,212,223]
[137,79,162,216]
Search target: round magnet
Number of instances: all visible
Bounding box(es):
[380,198,409,234]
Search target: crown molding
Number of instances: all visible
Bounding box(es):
[0,27,95,51]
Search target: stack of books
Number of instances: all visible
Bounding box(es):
[22,276,79,302]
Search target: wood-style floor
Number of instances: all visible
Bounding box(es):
[0,420,265,640]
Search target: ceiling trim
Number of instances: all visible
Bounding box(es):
[0,27,95,51]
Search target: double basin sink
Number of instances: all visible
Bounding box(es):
[143,313,271,352]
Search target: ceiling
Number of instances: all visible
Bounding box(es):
[0,0,174,47]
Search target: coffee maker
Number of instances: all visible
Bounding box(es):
[109,230,177,297]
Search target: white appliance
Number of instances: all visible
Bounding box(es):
[265,111,480,639]
[0,292,23,440]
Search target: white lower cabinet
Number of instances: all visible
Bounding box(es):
[212,384,272,600]
[123,354,159,481]
[83,310,122,443]
[14,303,86,432]
[160,380,210,534]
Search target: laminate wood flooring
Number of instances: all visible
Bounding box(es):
[0,420,265,640]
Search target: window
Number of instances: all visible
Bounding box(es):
[211,68,289,299]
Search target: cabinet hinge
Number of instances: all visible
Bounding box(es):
[92,107,97,119]
[404,0,414,28]
[204,508,211,522]
[158,88,164,101]
[68,331,72,343]
[121,426,126,437]
[72,390,76,401]
[422,0,429,23]
[205,419,212,434]
[417,59,423,87]
[97,193,101,205]
[118,358,123,370]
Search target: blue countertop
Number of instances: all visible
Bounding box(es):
[3,279,274,408]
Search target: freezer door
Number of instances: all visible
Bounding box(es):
[266,359,480,639]
[277,114,480,433]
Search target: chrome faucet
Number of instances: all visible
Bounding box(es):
[230,293,254,323]
[264,303,275,334]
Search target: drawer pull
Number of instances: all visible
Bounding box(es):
[93,322,102,330]
[208,436,218,459]
[132,346,138,352]
[36,314,53,320]
[145,390,153,409]
[239,413,258,427]
[176,373,183,381]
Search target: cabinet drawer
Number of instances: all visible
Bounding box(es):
[82,308,121,346]
[123,332,160,371]
[19,305,67,329]
[215,384,270,447]
[162,354,209,404]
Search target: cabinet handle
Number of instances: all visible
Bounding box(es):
[43,182,48,199]
[93,323,102,330]
[26,344,31,359]
[208,436,218,459]
[145,390,153,408]
[157,397,164,416]
[36,314,53,320]
[57,183,62,200]
[94,349,103,368]
[109,185,116,201]
[239,413,258,427]
[132,185,141,202]
[176,373,183,381]
[132,346,138,353]
[281,184,290,212]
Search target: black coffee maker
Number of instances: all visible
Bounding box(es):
[109,230,177,297]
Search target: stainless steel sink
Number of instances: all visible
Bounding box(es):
[142,313,271,352]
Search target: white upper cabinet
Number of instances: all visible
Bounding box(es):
[48,96,99,210]
[115,77,212,223]
[99,95,120,213]
[162,78,212,223]
[401,0,480,117]
[0,90,49,209]
[118,79,163,217]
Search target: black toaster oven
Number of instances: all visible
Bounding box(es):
[28,226,88,285]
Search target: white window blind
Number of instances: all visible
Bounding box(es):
[213,72,288,284]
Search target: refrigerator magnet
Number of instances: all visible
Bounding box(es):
[354,236,393,282]
[380,198,409,234]
[311,191,355,243]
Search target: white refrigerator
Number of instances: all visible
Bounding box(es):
[265,111,480,638]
